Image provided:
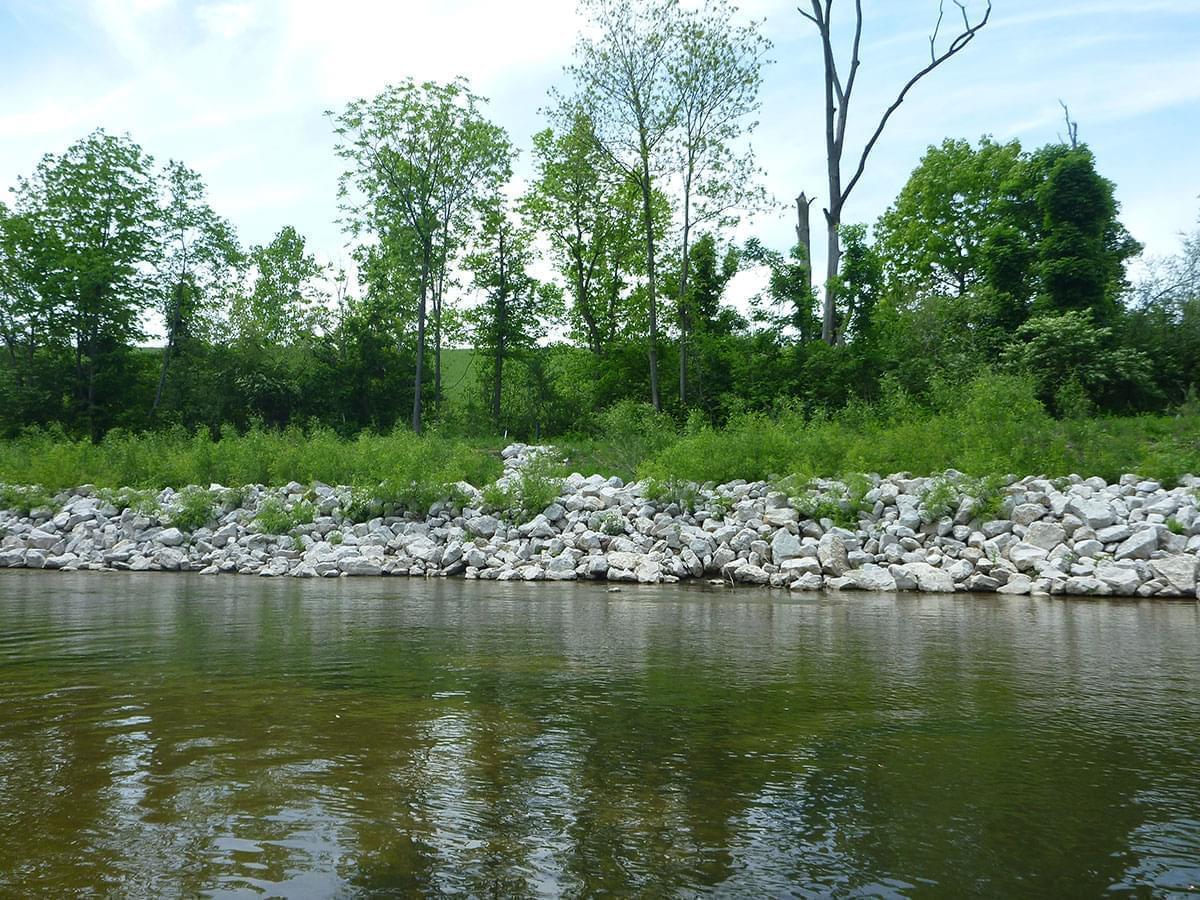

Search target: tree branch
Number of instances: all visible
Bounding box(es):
[840,0,991,206]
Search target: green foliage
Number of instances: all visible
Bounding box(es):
[482,454,564,524]
[0,425,502,494]
[643,477,701,513]
[253,498,309,535]
[167,487,217,530]
[919,472,1008,523]
[1166,517,1185,536]
[789,474,871,529]
[96,486,160,517]
[0,484,56,516]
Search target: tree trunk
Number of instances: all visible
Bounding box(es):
[823,208,840,345]
[677,179,692,406]
[795,193,813,299]
[412,246,430,434]
[152,281,184,415]
[492,228,506,427]
[640,154,661,411]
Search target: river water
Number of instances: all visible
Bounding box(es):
[0,572,1197,897]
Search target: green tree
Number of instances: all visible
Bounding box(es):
[1002,310,1155,412]
[153,161,242,416]
[8,130,160,435]
[667,0,769,403]
[571,0,682,410]
[876,137,1023,300]
[799,0,991,344]
[465,199,562,428]
[331,78,511,432]
[523,109,637,358]
[1033,147,1140,321]
[228,226,328,425]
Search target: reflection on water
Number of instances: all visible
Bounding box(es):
[0,572,1198,896]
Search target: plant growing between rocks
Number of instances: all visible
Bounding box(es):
[168,488,218,531]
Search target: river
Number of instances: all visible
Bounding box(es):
[1,572,1197,896]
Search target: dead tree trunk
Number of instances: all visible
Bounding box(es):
[801,0,992,344]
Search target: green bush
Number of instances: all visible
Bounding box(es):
[0,484,57,516]
[254,497,313,535]
[483,454,564,523]
[168,487,217,530]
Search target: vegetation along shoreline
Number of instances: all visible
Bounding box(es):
[3,439,1198,599]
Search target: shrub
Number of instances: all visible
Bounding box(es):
[0,484,56,516]
[168,487,217,531]
[254,497,313,535]
[483,454,563,523]
[644,477,700,513]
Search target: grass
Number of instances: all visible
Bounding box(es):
[0,375,1197,520]
[0,424,502,497]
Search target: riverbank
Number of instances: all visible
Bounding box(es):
[2,444,1198,598]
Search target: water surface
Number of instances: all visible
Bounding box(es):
[1,572,1198,896]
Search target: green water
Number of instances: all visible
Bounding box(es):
[0,573,1198,897]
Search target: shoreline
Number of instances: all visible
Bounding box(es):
[3,444,1198,600]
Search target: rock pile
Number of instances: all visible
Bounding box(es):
[2,445,1198,598]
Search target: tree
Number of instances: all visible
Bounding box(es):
[1033,147,1140,322]
[465,199,562,428]
[800,0,991,344]
[875,137,1023,300]
[743,237,820,343]
[570,0,682,410]
[227,226,328,425]
[153,161,242,415]
[524,109,638,359]
[331,78,511,432]
[9,130,160,435]
[667,0,769,403]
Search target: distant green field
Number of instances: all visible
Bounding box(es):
[440,347,479,404]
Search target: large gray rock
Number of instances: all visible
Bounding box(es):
[1067,497,1117,530]
[842,564,897,591]
[997,573,1032,595]
[24,529,59,550]
[1150,555,1197,594]
[155,527,185,546]
[770,530,804,562]
[788,573,823,591]
[817,533,850,576]
[1096,564,1140,595]
[1115,529,1157,561]
[899,562,954,593]
[1024,521,1066,552]
[1009,542,1049,573]
[339,556,383,576]
[1011,503,1045,526]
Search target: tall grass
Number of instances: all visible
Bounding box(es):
[1,375,1197,495]
[0,424,502,493]
[637,375,1200,486]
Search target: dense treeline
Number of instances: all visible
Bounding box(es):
[1,0,1197,447]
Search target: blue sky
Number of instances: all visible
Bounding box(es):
[2,0,1198,296]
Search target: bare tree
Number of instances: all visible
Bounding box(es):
[1059,100,1080,149]
[800,0,991,344]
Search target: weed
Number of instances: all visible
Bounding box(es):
[329,530,343,545]
[644,477,700,513]
[0,484,57,516]
[254,497,313,535]
[168,487,217,530]
[1166,517,1186,536]
[596,510,625,536]
[483,454,564,524]
[96,487,161,517]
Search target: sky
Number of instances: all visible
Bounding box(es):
[2,0,1198,311]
